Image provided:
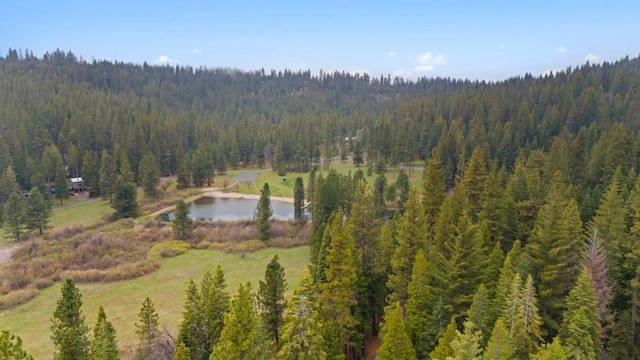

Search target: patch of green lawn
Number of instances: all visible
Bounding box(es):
[0,246,309,359]
[49,200,112,228]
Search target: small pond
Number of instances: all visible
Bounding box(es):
[168,196,295,222]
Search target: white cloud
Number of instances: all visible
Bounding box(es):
[387,51,396,57]
[413,65,435,73]
[193,49,202,54]
[393,69,405,77]
[585,54,601,63]
[543,68,561,76]
[416,52,447,65]
[556,46,567,54]
[498,44,506,50]
[157,55,179,65]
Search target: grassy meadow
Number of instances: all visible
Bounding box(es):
[0,246,309,359]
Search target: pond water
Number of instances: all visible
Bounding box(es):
[169,196,295,222]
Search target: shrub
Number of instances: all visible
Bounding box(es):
[0,288,39,310]
[147,241,190,259]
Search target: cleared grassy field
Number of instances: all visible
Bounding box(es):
[0,246,309,359]
[49,199,112,228]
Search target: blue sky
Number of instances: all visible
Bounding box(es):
[1,1,638,80]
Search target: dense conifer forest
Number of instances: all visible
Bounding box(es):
[2,48,640,359]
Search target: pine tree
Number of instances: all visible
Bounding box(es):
[111,175,137,219]
[293,177,305,223]
[395,169,410,213]
[177,280,203,360]
[118,152,135,184]
[461,147,488,220]
[254,183,273,241]
[173,342,190,360]
[277,269,326,360]
[176,153,192,190]
[0,166,20,204]
[430,318,457,360]
[83,152,101,197]
[204,266,230,352]
[99,150,117,202]
[4,192,25,241]
[562,308,598,360]
[211,283,269,360]
[0,330,34,360]
[135,297,160,360]
[506,274,543,359]
[138,152,160,197]
[89,306,119,360]
[530,337,567,360]
[376,302,417,360]
[482,318,514,360]
[387,191,425,305]
[467,284,492,346]
[405,249,436,358]
[258,255,287,349]
[422,158,446,239]
[318,210,359,358]
[25,187,50,235]
[525,173,582,338]
[560,267,601,358]
[54,158,69,205]
[172,200,193,240]
[51,279,90,360]
[449,321,483,360]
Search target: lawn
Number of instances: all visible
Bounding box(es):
[0,246,309,359]
[49,199,112,228]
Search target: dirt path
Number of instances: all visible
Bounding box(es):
[0,244,19,266]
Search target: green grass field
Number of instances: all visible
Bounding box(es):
[0,246,309,359]
[49,199,112,228]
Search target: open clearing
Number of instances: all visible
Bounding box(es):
[0,246,309,359]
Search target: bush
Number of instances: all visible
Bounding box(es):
[147,241,190,259]
[0,288,39,310]
[60,260,161,283]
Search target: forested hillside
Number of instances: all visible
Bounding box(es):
[2,48,640,359]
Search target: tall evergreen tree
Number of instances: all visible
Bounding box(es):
[210,283,269,360]
[4,192,25,241]
[482,318,514,360]
[51,279,90,360]
[526,173,582,338]
[293,177,305,223]
[277,269,326,360]
[254,183,273,241]
[467,284,492,346]
[176,153,192,190]
[172,200,193,240]
[422,158,446,240]
[258,255,287,349]
[89,306,119,360]
[99,150,117,202]
[54,160,69,205]
[318,210,360,359]
[177,280,203,360]
[376,302,417,360]
[429,318,457,360]
[387,191,426,305]
[134,297,161,360]
[559,267,601,358]
[138,152,160,197]
[111,175,137,219]
[25,187,50,235]
[449,321,483,360]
